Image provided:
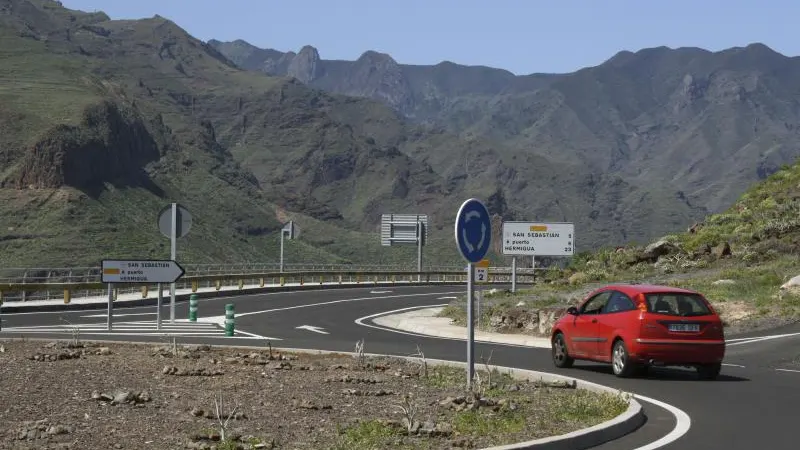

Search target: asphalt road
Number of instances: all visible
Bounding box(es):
[2,285,800,450]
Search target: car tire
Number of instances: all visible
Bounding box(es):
[611,339,636,378]
[551,332,574,368]
[697,363,722,380]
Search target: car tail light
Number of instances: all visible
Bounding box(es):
[634,293,647,312]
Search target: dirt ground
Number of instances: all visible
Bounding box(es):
[0,338,629,450]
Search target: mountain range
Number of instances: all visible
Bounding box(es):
[1,0,798,268]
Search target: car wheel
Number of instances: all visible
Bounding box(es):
[551,333,574,368]
[611,339,636,378]
[697,363,721,380]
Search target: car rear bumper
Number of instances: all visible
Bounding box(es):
[630,338,725,365]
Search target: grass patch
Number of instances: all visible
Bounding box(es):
[422,365,515,390]
[452,409,526,436]
[546,390,630,424]
[332,420,406,450]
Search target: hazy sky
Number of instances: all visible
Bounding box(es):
[61,0,798,75]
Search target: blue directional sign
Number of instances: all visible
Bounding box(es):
[454,198,492,263]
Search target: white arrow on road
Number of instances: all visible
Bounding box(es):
[295,325,329,334]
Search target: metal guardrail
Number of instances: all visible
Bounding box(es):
[0,263,474,283]
[0,267,541,304]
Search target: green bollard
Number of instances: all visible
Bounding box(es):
[224,303,235,336]
[189,294,198,322]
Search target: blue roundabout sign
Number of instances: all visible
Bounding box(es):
[454,198,492,263]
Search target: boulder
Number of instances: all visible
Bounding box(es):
[713,242,732,258]
[628,239,680,265]
[780,275,800,290]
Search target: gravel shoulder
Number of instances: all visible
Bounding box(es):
[0,338,629,450]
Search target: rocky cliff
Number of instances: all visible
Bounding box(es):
[13,100,168,191]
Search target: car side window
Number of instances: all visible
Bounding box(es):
[603,291,636,314]
[580,291,612,315]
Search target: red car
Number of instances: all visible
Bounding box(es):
[550,284,725,380]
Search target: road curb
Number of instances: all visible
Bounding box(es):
[366,305,553,348]
[0,282,466,313]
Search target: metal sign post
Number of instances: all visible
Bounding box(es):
[511,256,517,293]
[106,283,113,331]
[280,221,299,272]
[417,221,423,282]
[157,203,192,324]
[170,203,177,322]
[454,198,492,389]
[156,283,163,330]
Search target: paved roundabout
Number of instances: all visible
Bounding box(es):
[3,284,800,449]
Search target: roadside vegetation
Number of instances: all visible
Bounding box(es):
[0,338,630,450]
[440,160,800,336]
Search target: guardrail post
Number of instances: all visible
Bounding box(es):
[191,281,198,293]
[215,280,221,291]
[259,277,265,287]
[63,289,71,304]
[224,303,235,336]
[141,286,148,298]
[391,275,396,284]
[338,275,342,284]
[238,279,244,290]
[280,277,285,286]
[319,276,324,285]
[299,276,304,286]
[189,294,198,322]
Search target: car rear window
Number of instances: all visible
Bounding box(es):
[644,293,712,317]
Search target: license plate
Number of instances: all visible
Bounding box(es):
[669,323,699,332]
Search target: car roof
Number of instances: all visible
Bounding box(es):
[600,284,701,296]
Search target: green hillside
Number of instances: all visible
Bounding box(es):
[451,160,800,334]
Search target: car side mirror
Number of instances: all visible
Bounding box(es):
[566,306,579,316]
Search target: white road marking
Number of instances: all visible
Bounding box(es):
[722,363,746,368]
[775,368,800,373]
[726,336,764,342]
[370,290,393,294]
[295,325,329,334]
[80,312,156,318]
[0,319,248,339]
[222,328,282,340]
[437,296,457,300]
[630,394,692,450]
[726,331,800,347]
[231,290,462,318]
